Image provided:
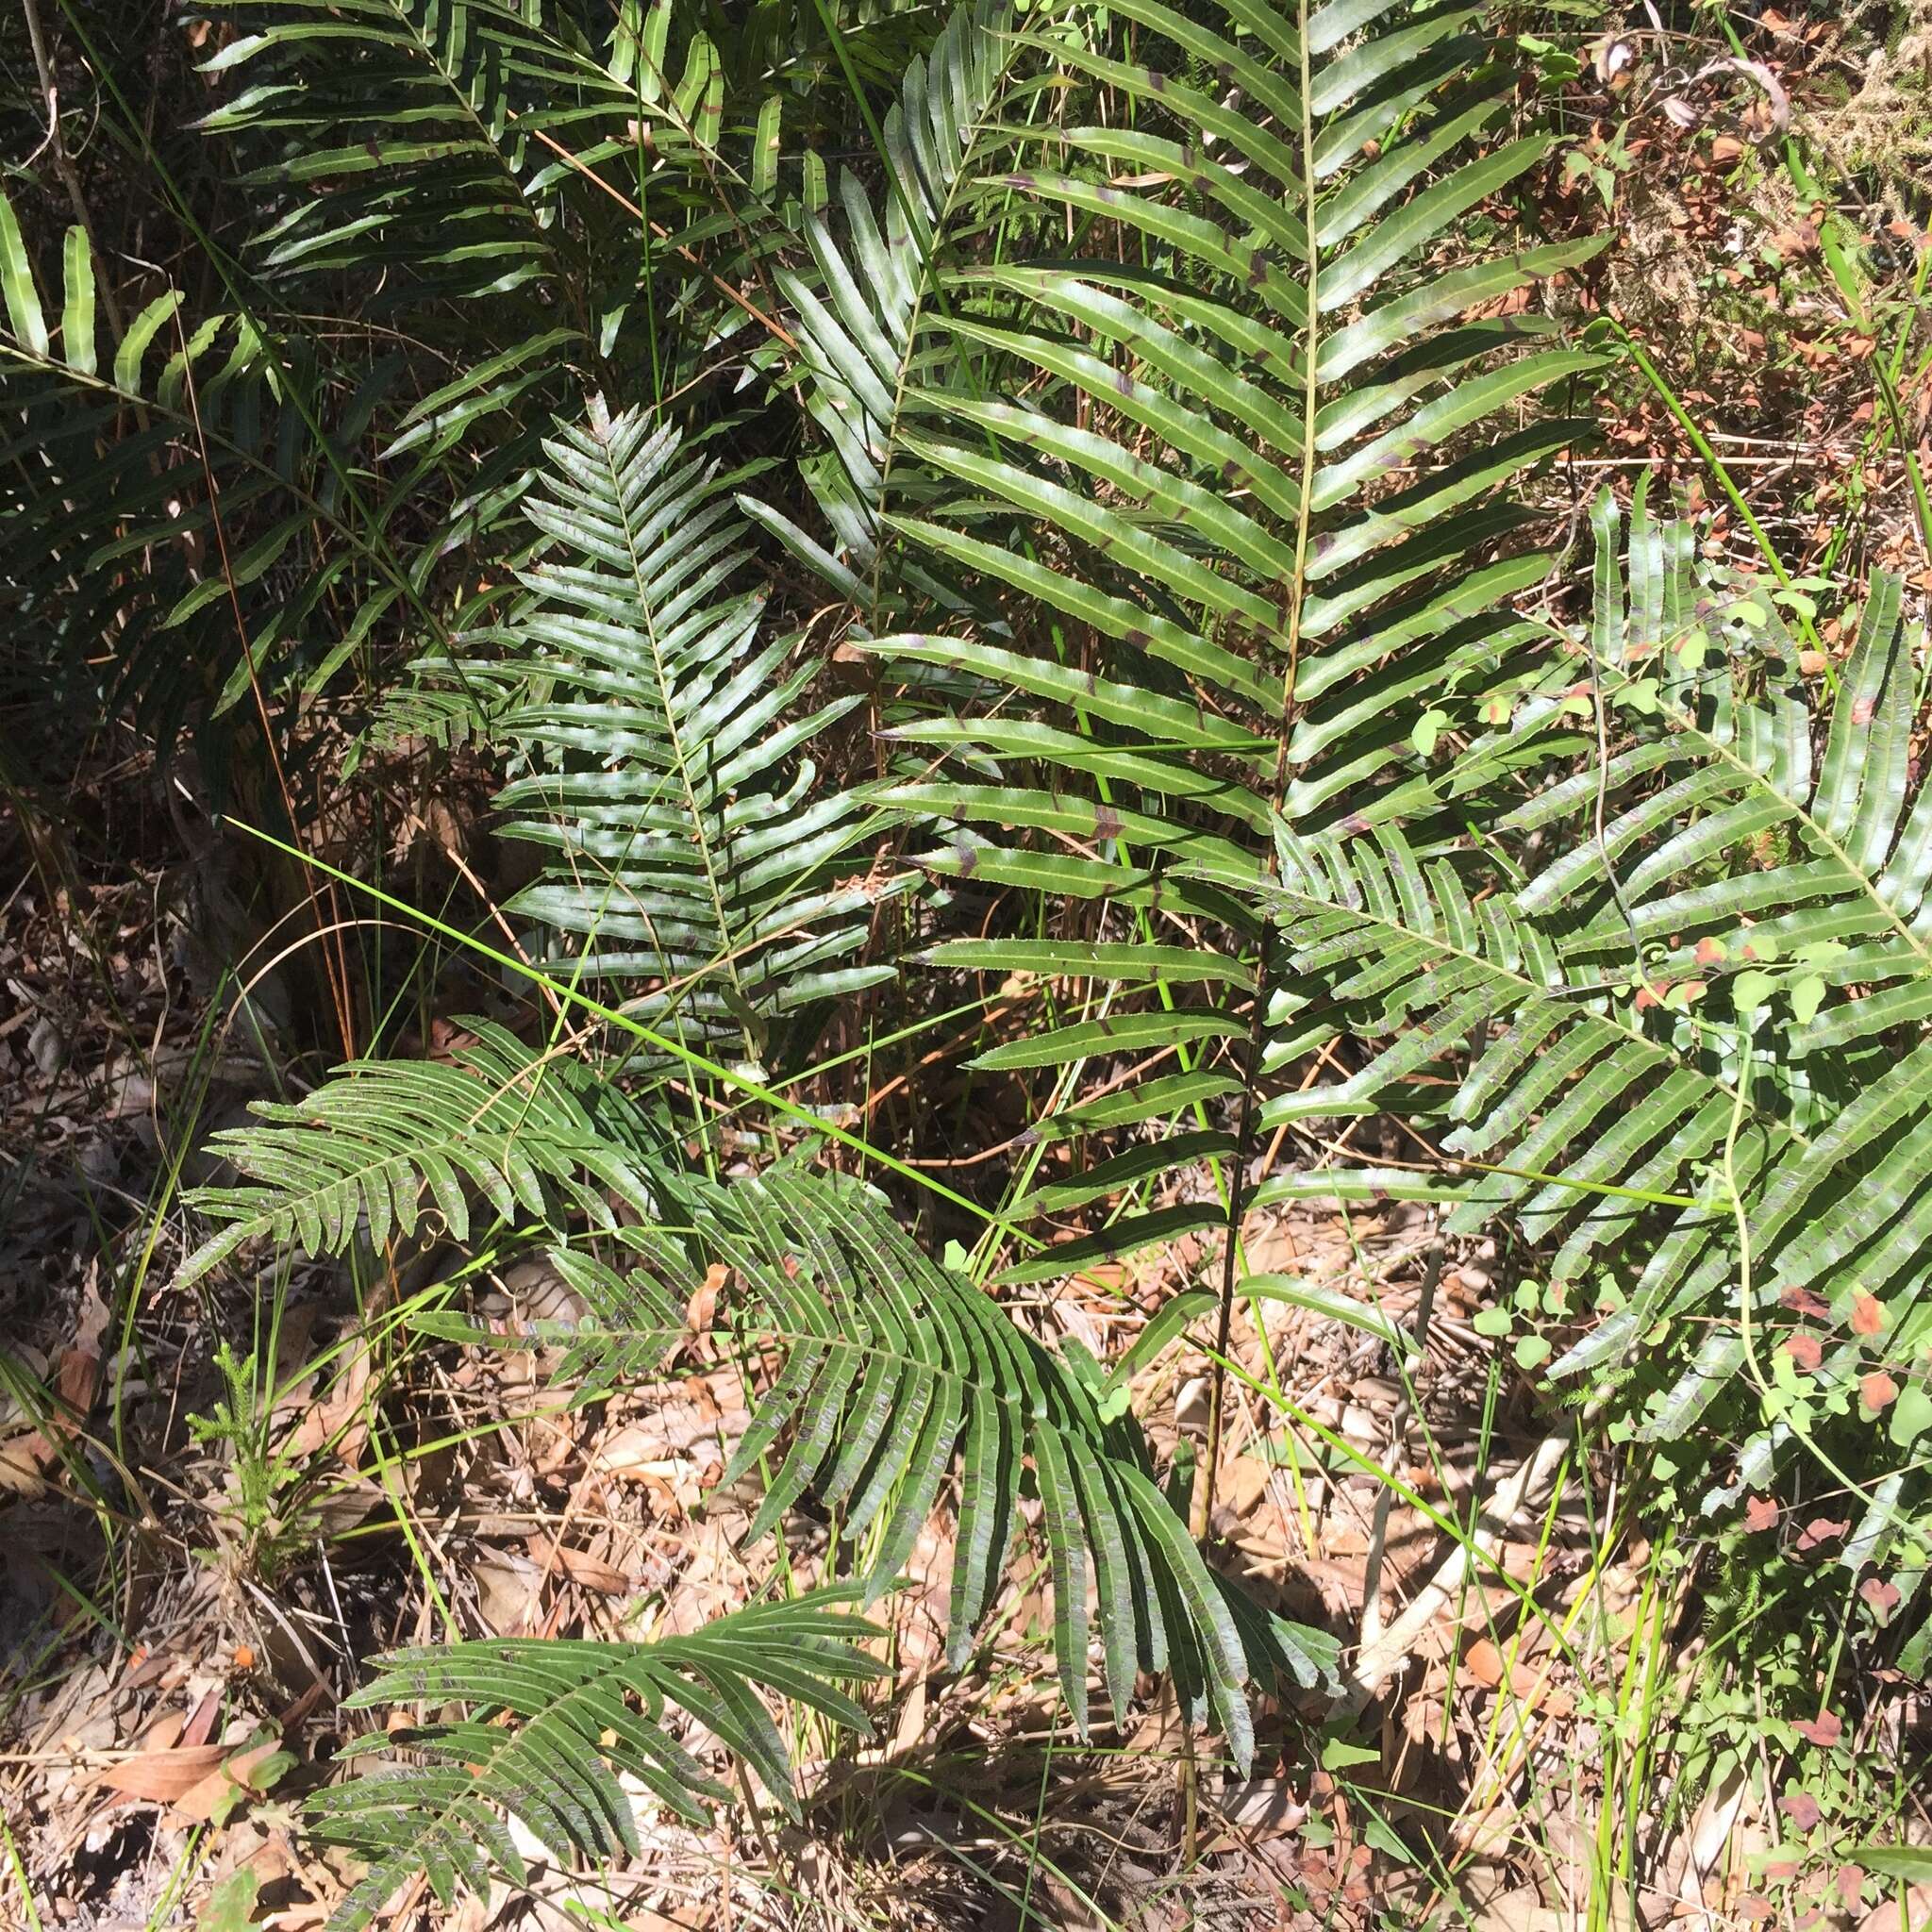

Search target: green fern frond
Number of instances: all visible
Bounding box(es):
[309,1591,886,1932]
[0,193,442,749]
[400,403,898,1068]
[1239,487,1932,1456]
[196,0,734,324]
[176,1022,666,1286]
[796,0,1609,1270]
[741,0,1021,606]
[490,1170,1339,1764]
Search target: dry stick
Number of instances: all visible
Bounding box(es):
[1193,922,1276,1550]
[506,110,797,351]
[1345,1433,1571,1707]
[20,0,126,341]
[1180,0,1324,1853]
[1357,1233,1444,1660]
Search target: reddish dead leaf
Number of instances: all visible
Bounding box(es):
[1851,1293,1886,1336]
[1458,1638,1567,1712]
[171,1737,292,1824]
[1793,1710,1842,1748]
[685,1262,727,1331]
[1740,1895,1774,1923]
[1859,1372,1899,1412]
[182,1689,222,1747]
[1836,1865,1866,1910]
[1859,1576,1901,1615]
[1710,134,1744,162]
[1780,1286,1831,1319]
[1794,1516,1850,1554]
[1695,936,1728,966]
[1745,1493,1779,1532]
[55,1341,102,1421]
[1778,1790,1823,1831]
[1782,1333,1824,1372]
[1461,1637,1507,1688]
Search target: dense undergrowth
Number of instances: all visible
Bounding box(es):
[2,0,1930,1926]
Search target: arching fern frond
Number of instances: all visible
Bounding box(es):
[741,0,1021,608]
[1233,488,1932,1461]
[309,1591,885,1932]
[482,1169,1340,1766]
[176,1022,667,1286]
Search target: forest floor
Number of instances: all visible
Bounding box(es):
[5,1,1932,1928]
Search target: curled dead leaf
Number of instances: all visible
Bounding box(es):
[1859,1372,1898,1413]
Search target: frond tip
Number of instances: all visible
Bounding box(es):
[176,1024,664,1287]
[308,1592,885,1932]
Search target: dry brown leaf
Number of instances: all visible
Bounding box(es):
[285,1324,375,1467]
[96,1743,230,1802]
[525,1538,633,1595]
[473,1554,542,1634]
[686,1261,728,1331]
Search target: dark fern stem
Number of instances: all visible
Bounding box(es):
[1195,919,1276,1544]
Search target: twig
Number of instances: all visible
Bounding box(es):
[20,0,126,340]
[1346,1434,1572,1707]
[1357,1234,1443,1657]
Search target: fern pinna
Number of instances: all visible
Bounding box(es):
[0,192,444,754]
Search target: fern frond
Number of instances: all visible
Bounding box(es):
[0,193,443,750]
[400,403,897,1069]
[799,0,1608,1268]
[196,0,732,325]
[741,0,1021,606]
[309,1591,885,1932]
[500,1170,1339,1764]
[177,1023,665,1286]
[1243,488,1932,1456]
